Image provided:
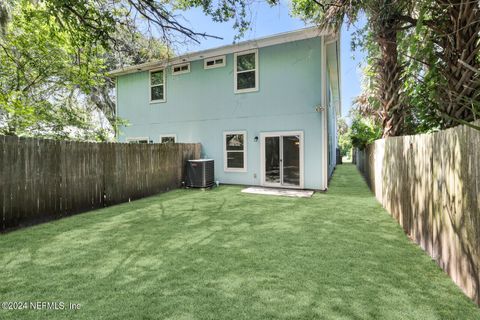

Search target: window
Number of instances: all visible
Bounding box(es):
[204,55,226,69]
[172,63,190,75]
[150,69,165,103]
[224,131,247,172]
[160,134,176,143]
[126,137,149,144]
[234,50,258,93]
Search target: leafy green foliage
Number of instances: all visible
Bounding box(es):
[350,113,382,150]
[401,0,480,131]
[1,0,253,141]
[174,0,250,39]
[290,0,479,139]
[337,118,352,158]
[286,0,363,30]
[43,0,116,48]
[0,0,12,34]
[0,0,108,139]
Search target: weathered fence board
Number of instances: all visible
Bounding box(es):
[0,138,200,232]
[356,121,480,305]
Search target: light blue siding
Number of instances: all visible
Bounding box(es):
[117,37,329,189]
[326,40,340,178]
[327,83,338,178]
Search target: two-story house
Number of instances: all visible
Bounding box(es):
[110,27,341,190]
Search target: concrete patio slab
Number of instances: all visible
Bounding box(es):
[241,186,314,198]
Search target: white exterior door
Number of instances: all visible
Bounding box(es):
[260,131,304,189]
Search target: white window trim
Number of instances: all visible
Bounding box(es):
[234,49,259,94]
[150,68,166,103]
[172,62,190,75]
[223,131,247,172]
[159,134,177,143]
[204,55,226,69]
[126,137,150,143]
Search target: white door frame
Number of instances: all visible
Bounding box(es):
[260,131,304,189]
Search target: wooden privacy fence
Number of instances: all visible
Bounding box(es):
[356,121,480,305]
[0,136,201,231]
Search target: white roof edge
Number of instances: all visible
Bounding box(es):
[109,26,334,77]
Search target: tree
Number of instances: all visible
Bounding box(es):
[337,117,348,135]
[337,117,352,158]
[0,0,11,35]
[19,0,252,49]
[349,109,382,149]
[405,0,480,129]
[0,0,253,140]
[0,1,107,138]
[368,0,412,137]
[282,0,413,137]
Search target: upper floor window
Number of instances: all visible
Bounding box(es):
[160,134,176,143]
[204,55,226,69]
[150,69,165,103]
[234,50,258,93]
[172,63,190,75]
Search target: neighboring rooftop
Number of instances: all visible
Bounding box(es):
[109,27,336,77]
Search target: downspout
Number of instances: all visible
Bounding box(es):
[321,36,328,190]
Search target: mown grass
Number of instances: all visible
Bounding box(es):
[0,164,478,319]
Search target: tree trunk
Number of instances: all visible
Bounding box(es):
[436,0,480,128]
[375,15,406,137]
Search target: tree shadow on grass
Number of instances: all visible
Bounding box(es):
[0,167,479,319]
[359,125,480,305]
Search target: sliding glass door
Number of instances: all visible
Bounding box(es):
[261,132,303,188]
[265,136,280,184]
[282,135,301,186]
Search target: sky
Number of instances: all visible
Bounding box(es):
[176,1,366,119]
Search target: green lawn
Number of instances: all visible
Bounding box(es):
[0,165,478,319]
